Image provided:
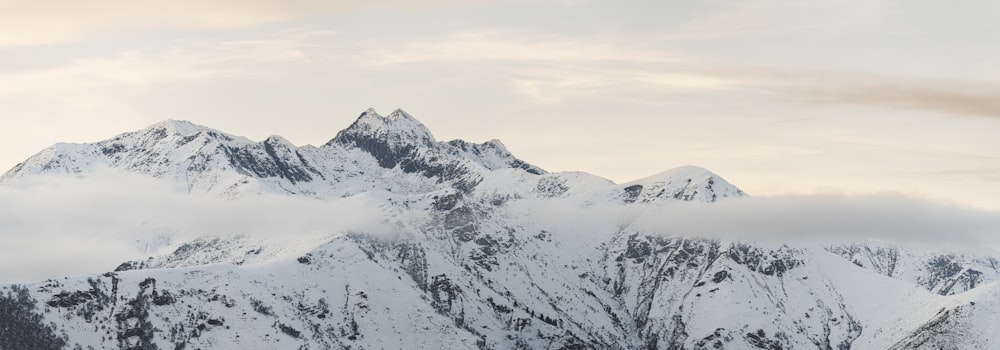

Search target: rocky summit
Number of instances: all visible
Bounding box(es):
[1,109,998,349]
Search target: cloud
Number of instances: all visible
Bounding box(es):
[704,68,1000,119]
[0,0,324,46]
[510,193,1000,248]
[637,194,1000,246]
[355,30,743,102]
[2,169,998,283]
[347,28,1000,112]
[927,167,1000,183]
[0,0,489,47]
[0,29,330,97]
[804,84,1000,119]
[0,172,398,283]
[359,31,687,66]
[663,0,880,40]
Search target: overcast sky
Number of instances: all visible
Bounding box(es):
[2,0,1000,209]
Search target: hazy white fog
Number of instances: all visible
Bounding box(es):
[2,173,998,283]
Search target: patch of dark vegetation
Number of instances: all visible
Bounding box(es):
[0,285,68,350]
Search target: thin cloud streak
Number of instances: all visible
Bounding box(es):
[0,0,490,47]
[20,26,1000,118]
[730,68,1000,119]
[0,30,330,96]
[357,31,1000,113]
[354,30,744,102]
[359,31,690,66]
[806,84,1000,119]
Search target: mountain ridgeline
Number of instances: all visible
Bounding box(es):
[0,109,998,349]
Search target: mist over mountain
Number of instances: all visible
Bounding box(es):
[1,109,998,349]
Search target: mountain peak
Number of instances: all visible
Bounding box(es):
[361,108,427,132]
[264,134,293,145]
[359,107,382,119]
[621,165,746,203]
[482,139,509,153]
[387,108,415,121]
[353,108,419,124]
[332,108,437,146]
[146,119,207,137]
[325,108,438,169]
[651,165,718,180]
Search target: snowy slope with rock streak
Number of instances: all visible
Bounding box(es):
[1,109,998,350]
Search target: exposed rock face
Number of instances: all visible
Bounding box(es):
[330,108,438,169]
[827,243,1000,296]
[1,109,998,349]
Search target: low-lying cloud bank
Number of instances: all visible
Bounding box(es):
[2,173,998,283]
[510,193,1000,248]
[0,174,395,283]
[634,194,1000,246]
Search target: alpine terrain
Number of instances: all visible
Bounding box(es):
[1,108,998,350]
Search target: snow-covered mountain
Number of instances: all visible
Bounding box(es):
[2,109,545,198]
[1,109,998,349]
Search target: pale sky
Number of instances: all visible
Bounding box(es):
[2,0,999,209]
